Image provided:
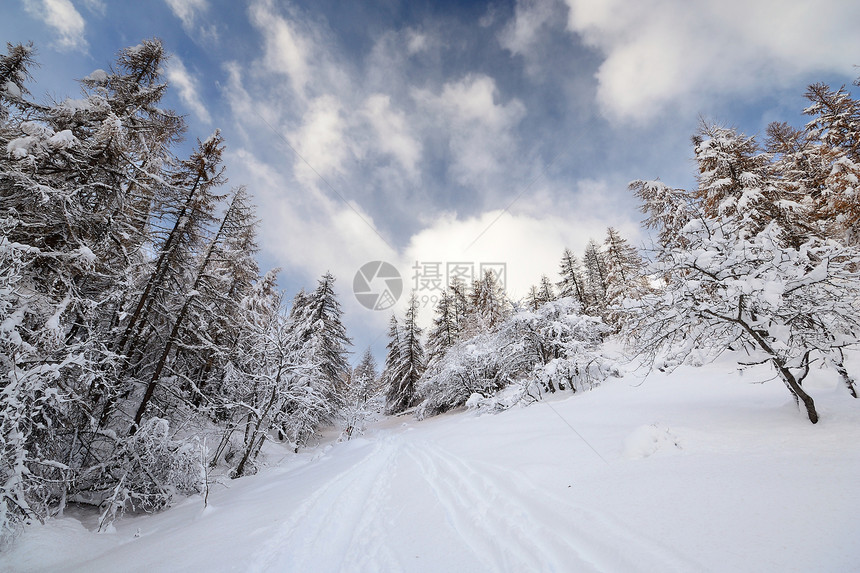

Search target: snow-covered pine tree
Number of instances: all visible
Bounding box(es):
[801,83,860,242]
[582,239,608,312]
[352,348,379,404]
[114,130,224,381]
[130,184,257,432]
[278,272,352,448]
[0,42,34,116]
[425,289,459,368]
[557,248,587,309]
[525,285,543,312]
[628,180,695,250]
[385,293,426,414]
[449,278,471,335]
[691,122,773,226]
[625,122,860,424]
[379,314,402,403]
[602,227,649,324]
[340,348,380,440]
[0,40,204,542]
[538,274,555,304]
[182,185,261,408]
[463,269,509,336]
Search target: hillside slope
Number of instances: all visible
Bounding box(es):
[7,355,860,572]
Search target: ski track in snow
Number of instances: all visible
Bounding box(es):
[246,428,707,573]
[247,435,403,573]
[408,441,706,573]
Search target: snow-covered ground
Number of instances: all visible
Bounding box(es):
[6,355,860,572]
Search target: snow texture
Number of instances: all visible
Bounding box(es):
[6,355,860,572]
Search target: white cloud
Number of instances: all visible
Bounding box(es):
[361,94,422,179]
[289,95,350,186]
[413,74,526,190]
[249,0,313,98]
[166,55,212,124]
[563,0,860,124]
[227,147,396,332]
[499,0,559,57]
[25,0,87,51]
[164,0,208,30]
[406,30,429,55]
[82,0,105,16]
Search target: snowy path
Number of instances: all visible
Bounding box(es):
[242,430,702,573]
[7,361,860,572]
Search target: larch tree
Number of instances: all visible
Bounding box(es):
[624,122,860,424]
[602,227,650,324]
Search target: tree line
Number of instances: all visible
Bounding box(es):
[381,79,860,425]
[0,40,355,543]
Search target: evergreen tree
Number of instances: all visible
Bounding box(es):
[537,274,555,304]
[426,289,459,367]
[385,293,426,414]
[525,285,543,312]
[602,227,649,321]
[279,272,352,446]
[557,248,587,308]
[352,348,379,403]
[801,83,860,241]
[582,239,608,311]
[464,269,509,336]
[130,184,257,432]
[340,348,379,440]
[380,315,402,404]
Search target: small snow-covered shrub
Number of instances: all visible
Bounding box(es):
[417,332,518,417]
[95,418,204,531]
[417,298,616,417]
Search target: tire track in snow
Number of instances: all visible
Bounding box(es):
[247,436,403,573]
[410,441,708,572]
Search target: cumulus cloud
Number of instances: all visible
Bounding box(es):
[166,55,212,124]
[395,199,638,325]
[563,0,860,123]
[289,95,351,186]
[24,0,87,51]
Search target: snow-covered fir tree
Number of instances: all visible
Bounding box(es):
[280,272,352,446]
[557,248,587,309]
[582,239,608,312]
[385,293,426,414]
[340,348,380,440]
[463,269,509,336]
[425,289,459,368]
[602,227,649,324]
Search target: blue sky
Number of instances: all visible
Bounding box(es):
[4,0,860,359]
